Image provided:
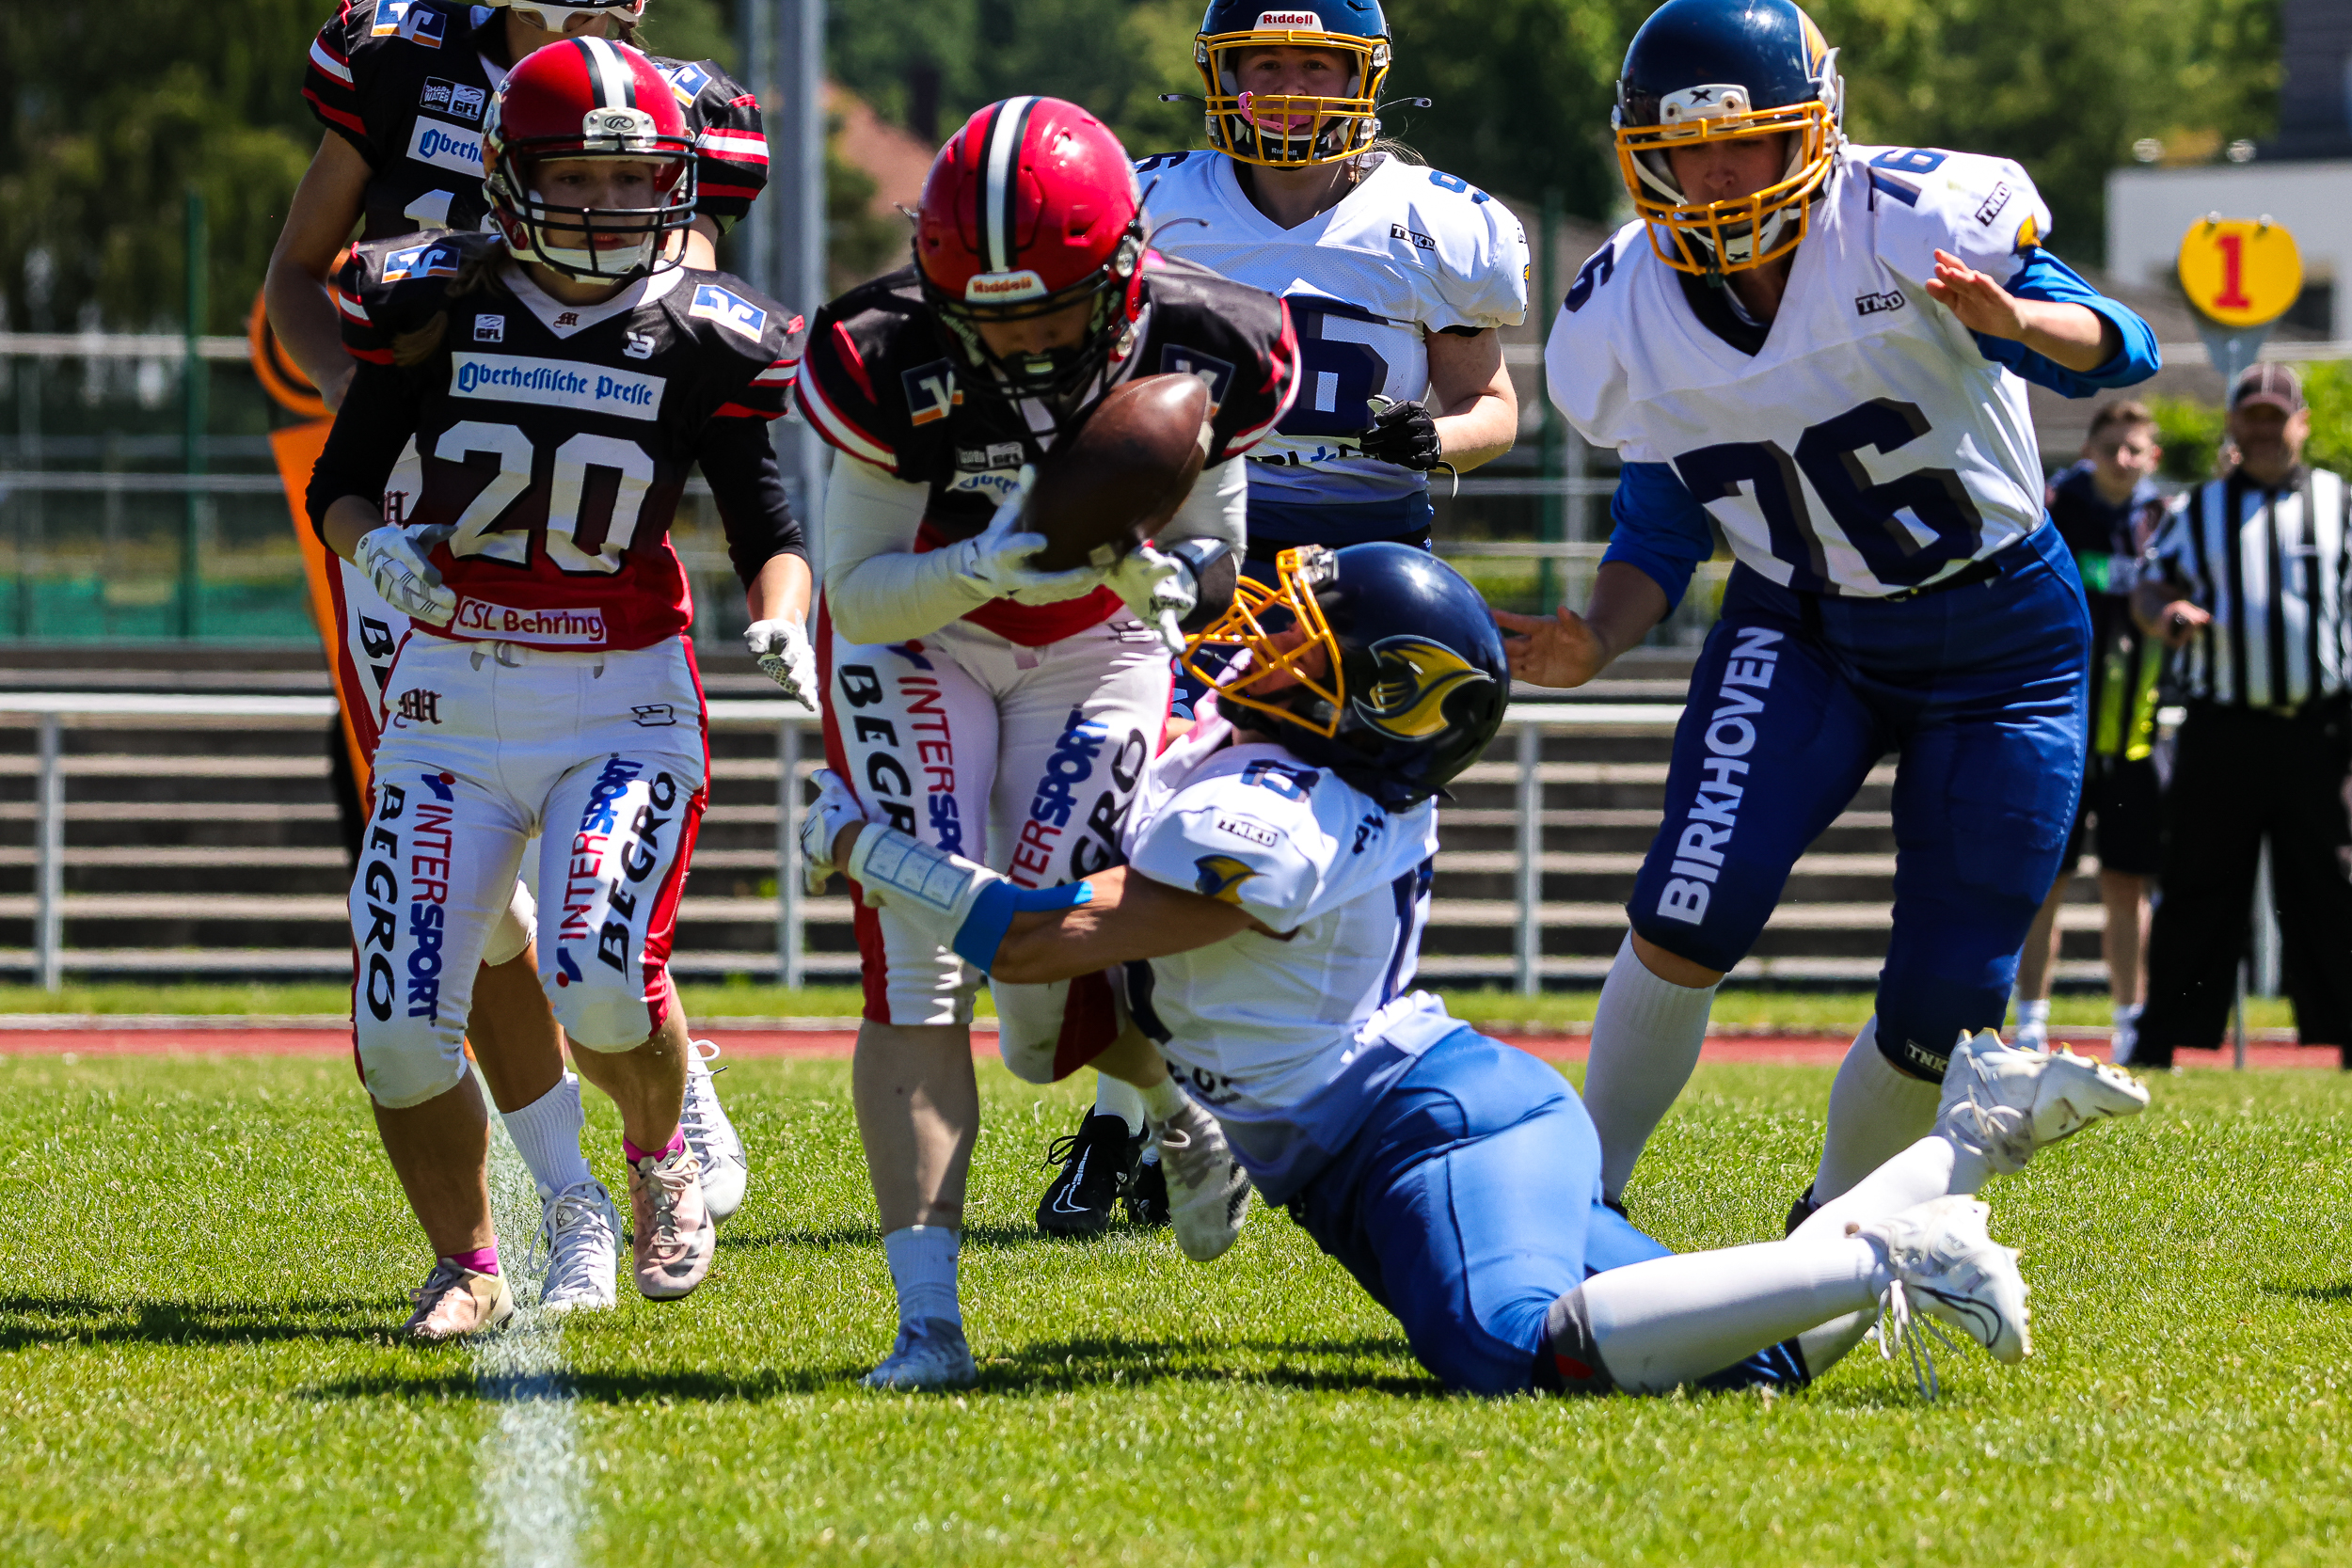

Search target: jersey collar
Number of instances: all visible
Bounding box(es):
[1211,150,1391,244]
[501,261,686,338]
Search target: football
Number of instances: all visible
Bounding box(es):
[1023,372,1213,571]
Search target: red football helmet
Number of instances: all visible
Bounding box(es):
[484,36,697,282]
[914,97,1146,402]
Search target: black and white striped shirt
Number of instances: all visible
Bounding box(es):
[2145,466,2352,710]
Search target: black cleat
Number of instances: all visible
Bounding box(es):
[1126,1154,1170,1227]
[1035,1113,1145,1237]
[1783,1182,1819,1236]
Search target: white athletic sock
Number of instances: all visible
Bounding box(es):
[1794,1134,1988,1241]
[501,1072,596,1202]
[1581,1236,1888,1394]
[2013,997,2051,1050]
[1092,1072,1148,1134]
[1811,1019,1943,1204]
[1582,932,1719,1202]
[882,1225,961,1326]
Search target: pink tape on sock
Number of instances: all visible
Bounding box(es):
[446,1244,500,1276]
[623,1129,687,1165]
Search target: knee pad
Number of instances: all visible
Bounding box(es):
[547,972,657,1053]
[481,879,536,969]
[991,970,1123,1085]
[353,1017,469,1110]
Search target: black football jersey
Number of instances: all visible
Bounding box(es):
[318,232,804,650]
[796,254,1299,542]
[304,0,768,243]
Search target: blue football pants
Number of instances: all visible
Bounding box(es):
[1628,528,2091,1080]
[1289,1029,1808,1395]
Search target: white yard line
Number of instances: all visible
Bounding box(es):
[474,1086,584,1568]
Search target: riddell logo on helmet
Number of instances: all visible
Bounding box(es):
[965,270,1048,303]
[1254,9,1322,26]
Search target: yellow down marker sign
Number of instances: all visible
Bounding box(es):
[2177,216,2304,329]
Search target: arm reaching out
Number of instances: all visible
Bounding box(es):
[1493,561,1669,689]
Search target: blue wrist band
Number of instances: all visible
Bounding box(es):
[950,879,1096,972]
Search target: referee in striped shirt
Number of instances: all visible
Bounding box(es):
[2132,363,2352,1066]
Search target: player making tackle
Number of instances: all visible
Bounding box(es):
[270,0,780,1325]
[304,37,813,1336]
[1502,0,2165,1227]
[1029,0,1534,1238]
[802,540,2153,1399]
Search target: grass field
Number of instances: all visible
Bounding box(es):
[0,979,2304,1034]
[6,1049,2350,1565]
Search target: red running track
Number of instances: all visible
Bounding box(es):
[0,1026,2336,1069]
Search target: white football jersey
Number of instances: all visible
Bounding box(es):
[1120,713,1463,1201]
[1139,149,1529,510]
[1546,144,2056,597]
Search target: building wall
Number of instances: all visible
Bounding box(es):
[2106,162,2352,339]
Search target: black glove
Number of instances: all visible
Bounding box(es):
[1358,397,1444,470]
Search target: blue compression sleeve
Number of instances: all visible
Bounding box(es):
[1600,463,1717,613]
[1972,248,2160,395]
[950,879,1096,973]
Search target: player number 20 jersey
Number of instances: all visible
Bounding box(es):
[1547,146,2061,597]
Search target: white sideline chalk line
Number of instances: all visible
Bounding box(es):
[474,1086,583,1568]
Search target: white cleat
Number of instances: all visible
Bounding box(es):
[1854,1196,2031,1386]
[862,1317,978,1390]
[1938,1028,2152,1175]
[535,1179,621,1314]
[1152,1096,1252,1263]
[682,1039,748,1225]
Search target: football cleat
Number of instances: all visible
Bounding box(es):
[1152,1096,1252,1262]
[1035,1112,1145,1237]
[1937,1029,2151,1177]
[627,1141,715,1300]
[863,1316,978,1390]
[402,1258,515,1342]
[534,1180,621,1314]
[681,1039,749,1225]
[1852,1196,2030,1391]
[1127,1151,1170,1227]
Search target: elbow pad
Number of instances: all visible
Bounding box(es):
[1166,536,1237,634]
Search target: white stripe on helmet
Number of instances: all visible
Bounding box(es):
[579,34,634,109]
[982,96,1038,274]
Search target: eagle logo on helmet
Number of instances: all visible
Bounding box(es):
[1353,635,1493,741]
[1193,855,1262,904]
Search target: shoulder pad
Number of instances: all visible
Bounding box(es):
[1132,755,1336,928]
[1136,258,1298,460]
[336,231,496,360]
[795,270,930,472]
[1851,146,2051,277]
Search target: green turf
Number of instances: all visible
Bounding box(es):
[4,1053,2349,1564]
[0,979,2303,1034]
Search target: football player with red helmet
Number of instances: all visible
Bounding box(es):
[795,96,1298,1386]
[264,0,773,1317]
[305,38,810,1335]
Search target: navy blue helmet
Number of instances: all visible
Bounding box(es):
[1184,543,1508,810]
[1193,0,1392,167]
[1613,0,1844,277]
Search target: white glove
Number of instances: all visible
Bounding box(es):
[797,768,871,895]
[744,615,818,710]
[356,524,456,626]
[1101,543,1195,653]
[954,466,1104,606]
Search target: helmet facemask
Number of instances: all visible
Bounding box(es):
[1196,33,1390,167]
[1184,546,1348,736]
[920,223,1146,404]
[1613,58,1841,279]
[486,107,696,284]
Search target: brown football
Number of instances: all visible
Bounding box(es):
[1024,372,1213,571]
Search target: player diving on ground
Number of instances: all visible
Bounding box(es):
[1502,0,2159,1227]
[800,542,2151,1396]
